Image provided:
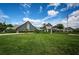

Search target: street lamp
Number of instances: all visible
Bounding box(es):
[66,14,76,32]
[67,14,69,32]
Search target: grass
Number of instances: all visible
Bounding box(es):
[0,33,79,55]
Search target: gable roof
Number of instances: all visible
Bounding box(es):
[16,21,37,31]
[16,21,29,29]
[46,23,52,26]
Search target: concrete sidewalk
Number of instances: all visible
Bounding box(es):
[68,34,79,36]
[0,33,24,36]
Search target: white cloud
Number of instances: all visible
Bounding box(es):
[0,10,9,23]
[23,18,40,23]
[0,10,9,18]
[70,10,79,16]
[67,3,79,8]
[60,3,79,11]
[11,21,23,26]
[23,17,45,27]
[60,8,67,11]
[23,10,30,16]
[48,10,59,16]
[22,10,59,25]
[0,15,9,19]
[20,3,31,17]
[60,10,79,28]
[42,16,53,21]
[20,3,31,8]
[47,3,60,10]
[26,10,30,14]
[48,3,60,7]
[50,10,79,28]
[42,10,59,21]
[49,3,60,6]
[39,6,43,13]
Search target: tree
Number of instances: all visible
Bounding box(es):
[0,22,7,32]
[56,24,64,29]
[7,24,13,27]
[0,22,14,32]
[73,28,79,32]
[42,23,46,31]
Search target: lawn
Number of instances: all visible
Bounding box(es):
[0,33,79,55]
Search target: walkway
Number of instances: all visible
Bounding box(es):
[68,34,79,36]
[0,33,24,36]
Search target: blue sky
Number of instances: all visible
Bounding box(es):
[0,3,79,28]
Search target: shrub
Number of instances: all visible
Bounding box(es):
[34,29,40,33]
[5,29,16,33]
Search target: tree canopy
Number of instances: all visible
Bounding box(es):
[56,24,64,29]
[0,22,13,32]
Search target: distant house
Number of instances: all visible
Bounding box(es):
[42,23,53,33]
[52,26,64,32]
[64,27,74,32]
[45,23,52,32]
[6,25,18,30]
[16,21,37,33]
[5,21,74,33]
[4,25,18,33]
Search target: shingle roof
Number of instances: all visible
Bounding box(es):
[46,23,52,26]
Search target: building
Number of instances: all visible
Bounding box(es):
[45,23,52,32]
[64,27,74,32]
[16,21,37,33]
[42,23,53,33]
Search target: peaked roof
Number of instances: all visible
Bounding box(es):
[16,21,36,30]
[46,23,52,26]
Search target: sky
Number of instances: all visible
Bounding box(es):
[0,3,79,28]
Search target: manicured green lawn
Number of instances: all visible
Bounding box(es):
[0,33,79,55]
